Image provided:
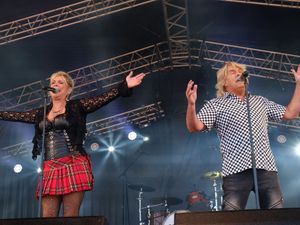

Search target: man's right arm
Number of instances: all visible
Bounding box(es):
[186,102,206,132]
[185,80,207,132]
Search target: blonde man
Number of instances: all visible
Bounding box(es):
[186,62,300,210]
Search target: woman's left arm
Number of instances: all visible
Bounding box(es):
[80,71,145,113]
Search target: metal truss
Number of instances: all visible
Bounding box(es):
[0,0,158,45]
[0,42,171,111]
[221,0,300,9]
[86,101,164,135]
[2,39,300,112]
[269,117,300,132]
[0,101,164,158]
[189,39,300,83]
[162,0,191,67]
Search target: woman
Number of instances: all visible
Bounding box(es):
[0,70,145,217]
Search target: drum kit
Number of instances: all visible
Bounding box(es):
[128,171,223,225]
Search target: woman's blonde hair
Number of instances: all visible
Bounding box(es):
[50,71,75,98]
[215,62,246,97]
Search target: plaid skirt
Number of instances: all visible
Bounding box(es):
[36,154,94,199]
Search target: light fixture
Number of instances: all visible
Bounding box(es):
[128,131,137,141]
[13,164,22,173]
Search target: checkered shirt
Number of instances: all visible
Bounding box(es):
[197,92,286,177]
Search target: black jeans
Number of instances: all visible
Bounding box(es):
[222,169,283,210]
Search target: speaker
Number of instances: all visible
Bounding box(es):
[0,216,107,225]
[175,208,300,225]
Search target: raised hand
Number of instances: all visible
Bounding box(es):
[186,80,198,105]
[126,71,146,88]
[291,64,300,83]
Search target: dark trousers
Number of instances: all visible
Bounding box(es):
[222,169,283,210]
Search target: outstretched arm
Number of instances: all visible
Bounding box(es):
[81,71,145,113]
[0,108,39,123]
[186,80,206,132]
[284,65,300,120]
[126,71,146,88]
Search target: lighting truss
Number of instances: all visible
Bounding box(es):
[269,117,300,132]
[0,102,164,158]
[162,0,191,67]
[190,39,300,83]
[1,40,300,111]
[0,0,158,45]
[86,101,164,135]
[221,0,300,9]
[0,42,171,111]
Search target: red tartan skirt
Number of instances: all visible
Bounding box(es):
[36,154,94,199]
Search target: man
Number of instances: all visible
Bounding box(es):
[185,62,300,210]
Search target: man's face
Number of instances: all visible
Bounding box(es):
[224,65,245,91]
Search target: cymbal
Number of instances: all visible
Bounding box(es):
[128,184,155,192]
[150,197,183,206]
[204,171,222,179]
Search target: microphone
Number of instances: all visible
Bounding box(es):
[237,71,249,82]
[42,86,60,93]
[242,71,249,78]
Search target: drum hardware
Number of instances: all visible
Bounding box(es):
[128,184,155,225]
[149,197,183,206]
[147,197,183,225]
[128,184,155,192]
[204,171,223,211]
[142,202,165,222]
[204,171,222,179]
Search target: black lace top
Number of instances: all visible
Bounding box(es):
[0,81,131,159]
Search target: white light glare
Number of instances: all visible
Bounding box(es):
[128,131,137,141]
[37,167,42,174]
[108,146,115,152]
[13,164,22,173]
[143,136,149,141]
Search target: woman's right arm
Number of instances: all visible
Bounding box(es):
[0,108,40,124]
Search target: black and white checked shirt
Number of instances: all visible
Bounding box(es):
[197,92,286,177]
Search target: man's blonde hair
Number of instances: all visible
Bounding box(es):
[215,62,246,97]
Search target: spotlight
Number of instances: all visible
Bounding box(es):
[143,136,149,141]
[108,146,115,152]
[277,134,287,144]
[90,142,100,151]
[13,164,22,173]
[128,131,137,141]
[37,167,42,174]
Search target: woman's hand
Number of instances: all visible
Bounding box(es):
[126,71,146,88]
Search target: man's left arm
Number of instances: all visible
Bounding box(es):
[284,65,300,120]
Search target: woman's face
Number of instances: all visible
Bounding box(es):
[49,75,72,100]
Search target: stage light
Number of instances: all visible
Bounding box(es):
[37,167,42,174]
[295,144,300,156]
[13,164,22,173]
[143,136,149,141]
[90,142,100,151]
[128,131,137,141]
[108,146,115,152]
[277,134,287,144]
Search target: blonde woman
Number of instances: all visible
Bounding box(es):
[186,62,300,210]
[0,71,145,217]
